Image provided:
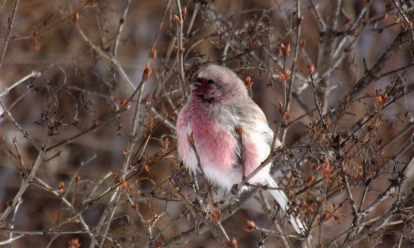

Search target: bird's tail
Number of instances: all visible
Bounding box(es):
[265,174,306,235]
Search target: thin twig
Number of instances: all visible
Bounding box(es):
[0,71,41,98]
[113,0,132,57]
[0,0,19,68]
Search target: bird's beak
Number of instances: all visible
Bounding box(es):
[189,79,201,90]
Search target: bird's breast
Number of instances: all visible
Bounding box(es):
[189,114,237,168]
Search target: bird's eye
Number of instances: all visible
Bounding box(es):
[207,79,214,84]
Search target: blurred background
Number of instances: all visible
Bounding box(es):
[0,0,413,247]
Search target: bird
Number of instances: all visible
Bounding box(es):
[176,64,306,235]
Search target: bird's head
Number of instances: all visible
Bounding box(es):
[189,65,248,103]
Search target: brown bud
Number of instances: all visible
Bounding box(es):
[322,162,332,182]
[322,211,332,221]
[305,176,315,185]
[182,7,187,20]
[333,214,341,224]
[120,178,128,189]
[306,63,315,74]
[210,209,221,224]
[279,43,285,54]
[59,181,65,194]
[279,73,286,84]
[284,68,291,78]
[284,43,291,57]
[231,237,237,247]
[244,76,253,89]
[235,126,243,135]
[277,101,283,113]
[157,99,164,110]
[376,93,388,106]
[120,99,127,108]
[73,12,79,23]
[187,132,195,147]
[68,238,81,248]
[245,220,256,231]
[151,49,157,59]
[142,67,152,81]
[172,15,180,24]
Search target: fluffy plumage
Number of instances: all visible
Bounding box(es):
[176,65,306,235]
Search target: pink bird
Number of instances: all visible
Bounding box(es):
[176,65,306,235]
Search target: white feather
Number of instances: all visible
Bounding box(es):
[265,174,306,235]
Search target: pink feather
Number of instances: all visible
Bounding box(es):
[177,65,306,235]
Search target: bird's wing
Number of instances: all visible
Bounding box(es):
[227,99,307,235]
[227,98,276,146]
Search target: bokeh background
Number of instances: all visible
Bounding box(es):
[0,0,413,247]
